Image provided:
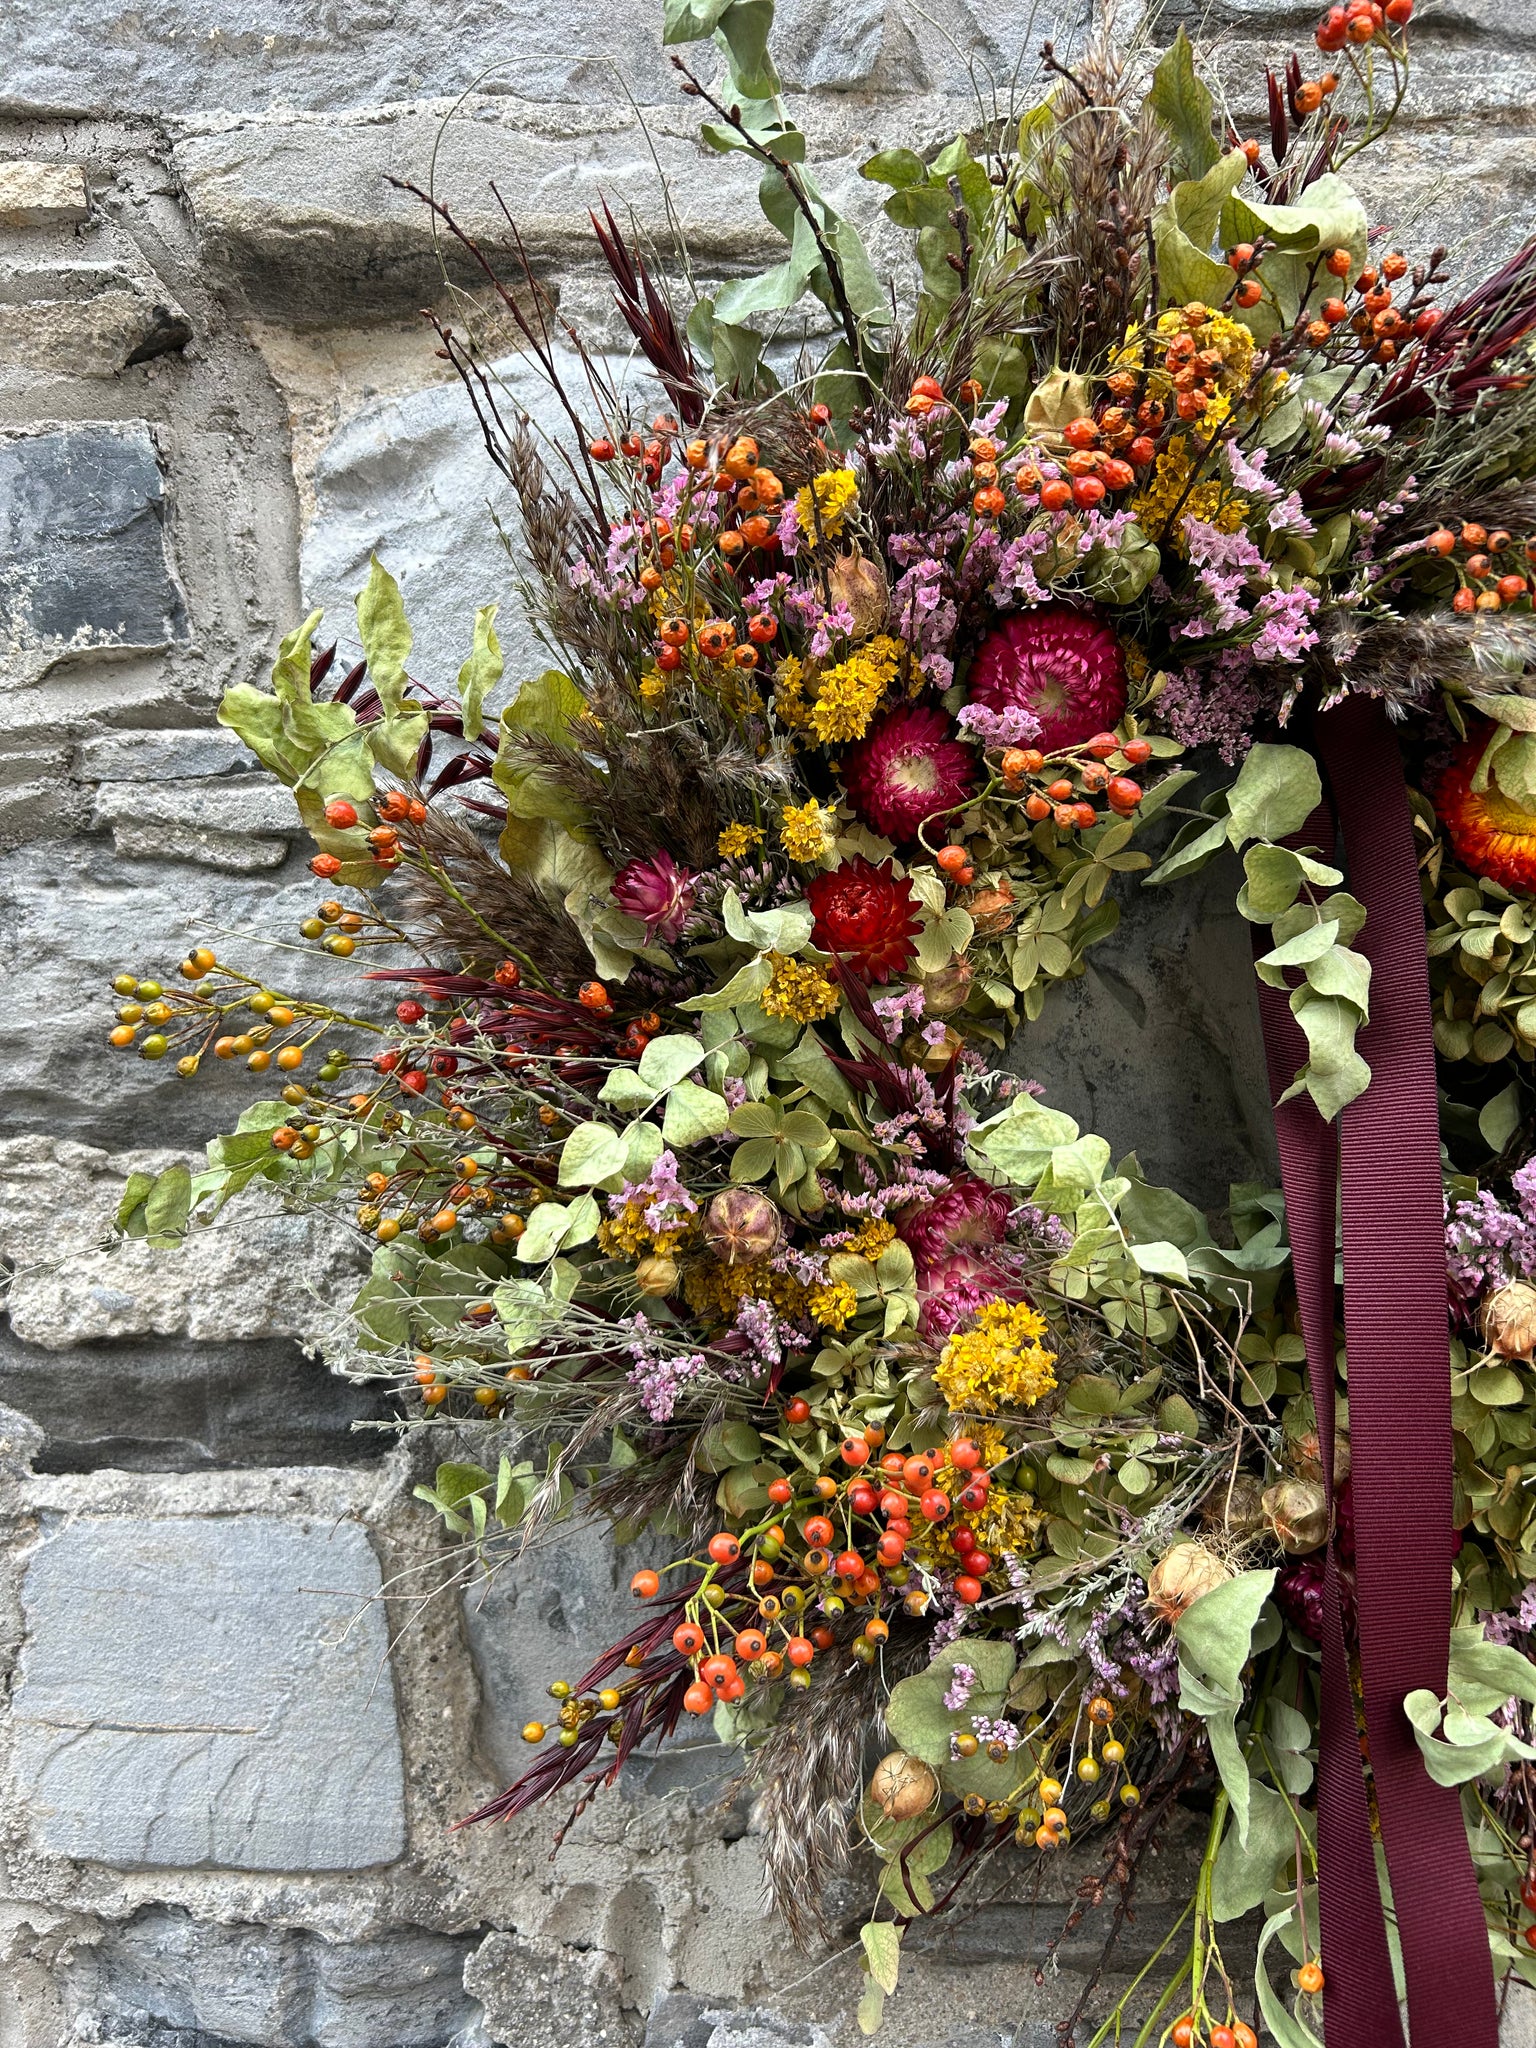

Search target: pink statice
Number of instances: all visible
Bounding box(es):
[956,700,1044,747]
[1157,647,1268,763]
[1446,1174,1536,1318]
[943,1662,977,1710]
[626,1338,710,1422]
[608,1150,698,1236]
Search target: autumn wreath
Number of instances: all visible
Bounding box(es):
[112,1,1536,2038]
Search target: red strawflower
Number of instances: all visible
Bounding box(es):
[842,702,976,844]
[611,849,697,944]
[805,857,922,983]
[967,603,1128,752]
[1434,726,1536,891]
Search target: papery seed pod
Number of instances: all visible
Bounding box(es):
[1483,1280,1536,1360]
[1262,1477,1330,1555]
[920,959,974,1015]
[1144,1541,1234,1625]
[704,1188,782,1266]
[635,1254,679,1297]
[1199,1473,1267,1539]
[825,546,889,638]
[1289,1426,1350,1486]
[868,1750,939,1821]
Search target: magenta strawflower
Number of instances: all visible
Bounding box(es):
[967,603,1128,752]
[841,702,976,843]
[611,849,697,945]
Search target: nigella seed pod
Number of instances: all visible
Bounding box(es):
[825,545,889,638]
[635,1253,678,1297]
[1144,1541,1234,1625]
[1199,1473,1267,1539]
[868,1750,938,1821]
[1262,1477,1330,1555]
[704,1188,782,1266]
[1483,1280,1536,1360]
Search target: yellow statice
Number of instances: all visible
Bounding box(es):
[600,1201,686,1261]
[638,668,670,702]
[718,821,764,859]
[1131,398,1248,552]
[1153,306,1255,387]
[795,467,858,546]
[773,654,813,730]
[761,951,840,1023]
[809,1279,858,1330]
[840,1217,897,1260]
[779,798,836,863]
[684,1256,809,1324]
[936,1299,1057,1415]
[809,634,903,744]
[913,1425,1042,1569]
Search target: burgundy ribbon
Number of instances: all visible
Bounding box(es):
[1253,693,1498,2045]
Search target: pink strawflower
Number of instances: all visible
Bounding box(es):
[842,702,976,844]
[611,849,697,945]
[967,603,1128,752]
[899,1174,1011,1273]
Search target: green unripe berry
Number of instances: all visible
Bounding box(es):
[112,973,138,996]
[139,1034,168,1060]
[300,918,325,939]
[136,981,162,999]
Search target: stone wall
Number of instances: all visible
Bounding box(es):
[1,4,1535,2044]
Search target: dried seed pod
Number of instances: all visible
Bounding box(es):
[825,546,889,638]
[1199,1473,1268,1539]
[704,1188,782,1266]
[868,1750,939,1821]
[1144,1541,1234,1625]
[1262,1477,1330,1555]
[635,1254,679,1297]
[1484,1280,1536,1360]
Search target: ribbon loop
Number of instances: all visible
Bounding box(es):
[1253,696,1498,2045]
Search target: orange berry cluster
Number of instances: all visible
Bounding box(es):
[1302,248,1436,358]
[904,372,985,420]
[309,788,426,881]
[997,732,1151,833]
[1317,0,1410,52]
[1427,522,1536,614]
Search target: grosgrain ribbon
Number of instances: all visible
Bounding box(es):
[1253,693,1498,2045]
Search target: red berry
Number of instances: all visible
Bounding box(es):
[785,1635,815,1667]
[965,1550,993,1576]
[1521,1872,1536,1912]
[656,644,683,671]
[1040,479,1073,511]
[949,1437,982,1470]
[309,852,342,878]
[323,799,358,829]
[936,844,970,876]
[708,1532,741,1565]
[784,1397,812,1425]
[834,1549,864,1579]
[395,999,425,1025]
[673,1621,703,1655]
[1234,278,1264,308]
[400,1069,428,1095]
[841,1435,871,1466]
[902,1454,936,1491]
[877,1532,906,1564]
[1384,0,1410,18]
[1100,457,1136,492]
[1107,775,1143,810]
[1072,475,1106,509]
[919,1488,951,1523]
[910,375,944,402]
[954,1575,983,1604]
[849,1482,878,1515]
[683,1680,713,1714]
[767,1477,793,1505]
[803,1516,835,1548]
[630,1569,660,1598]
[589,437,616,461]
[1122,738,1153,765]
[578,981,611,1011]
[952,1526,976,1554]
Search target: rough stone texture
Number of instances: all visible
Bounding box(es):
[0,159,88,226]
[13,1513,406,1870]
[0,2,1532,2042]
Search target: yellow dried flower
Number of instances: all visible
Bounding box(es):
[809,1279,859,1330]
[809,633,903,744]
[717,821,765,859]
[638,668,669,702]
[779,798,836,863]
[774,654,813,730]
[936,1299,1057,1415]
[683,1256,809,1324]
[842,1217,897,1260]
[761,951,840,1023]
[1154,306,1255,387]
[599,1201,684,1261]
[795,467,858,546]
[1130,404,1248,553]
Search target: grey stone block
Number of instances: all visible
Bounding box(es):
[13,1512,406,1870]
[0,423,187,679]
[92,772,300,868]
[463,1927,639,2048]
[62,1907,480,2048]
[0,1329,393,1473]
[79,726,257,782]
